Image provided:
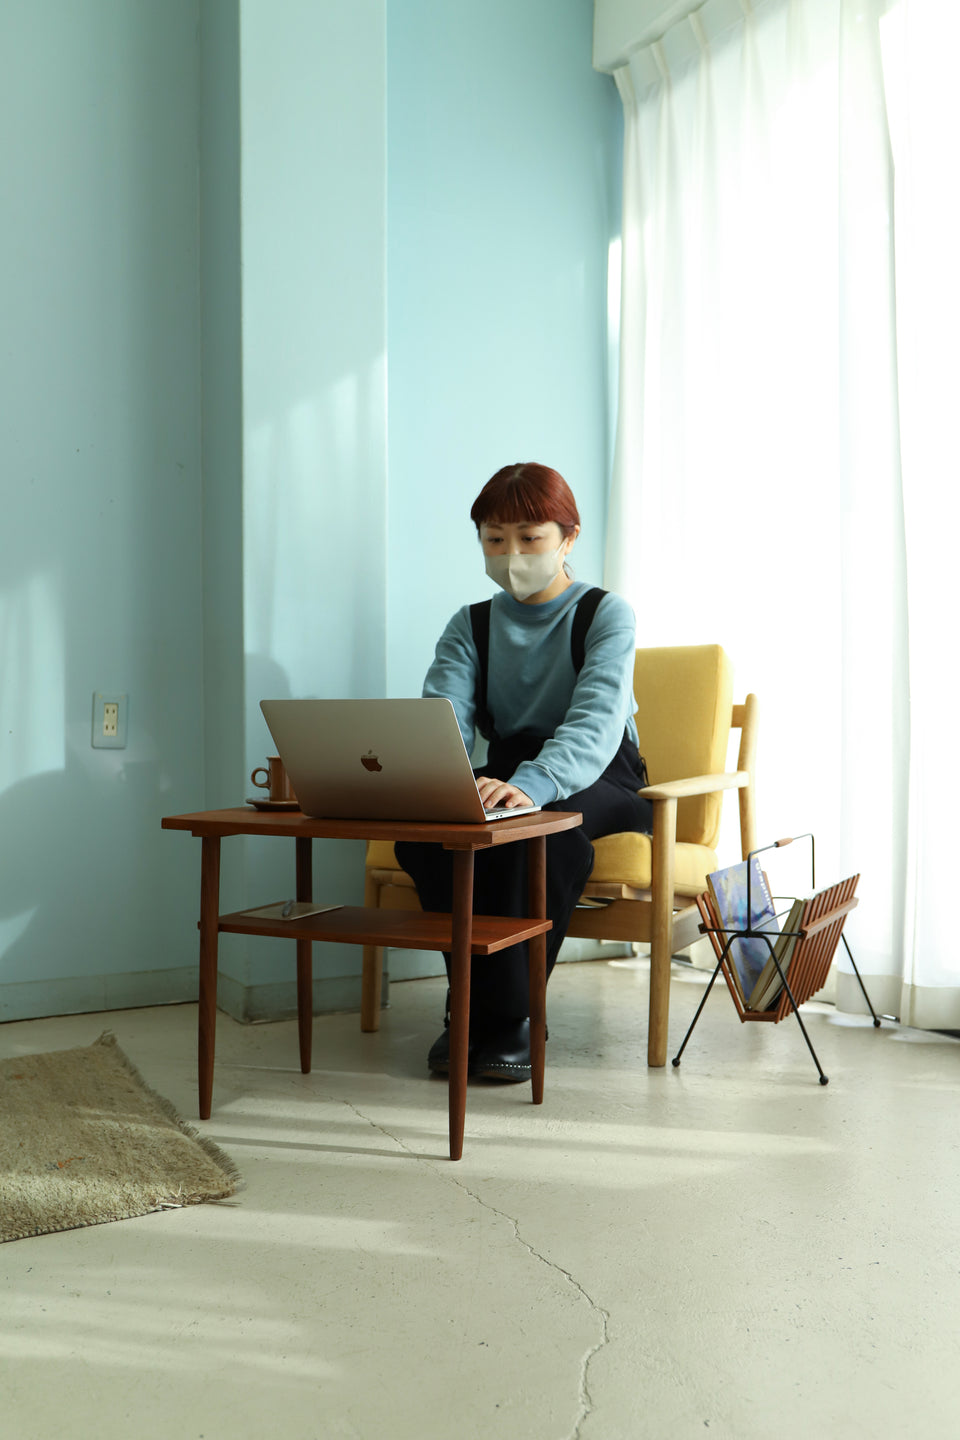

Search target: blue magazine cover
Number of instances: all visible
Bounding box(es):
[707,859,780,1004]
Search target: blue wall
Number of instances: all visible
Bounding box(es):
[234,0,388,1006]
[387,0,622,700]
[0,0,205,1019]
[0,0,621,1023]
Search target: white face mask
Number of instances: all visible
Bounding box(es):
[484,542,566,601]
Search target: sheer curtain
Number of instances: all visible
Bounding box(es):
[602,0,960,1024]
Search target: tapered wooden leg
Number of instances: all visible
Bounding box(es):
[296,837,313,1074]
[648,797,676,1067]
[448,849,474,1161]
[360,944,384,1032]
[198,835,221,1119]
[361,872,384,1032]
[527,835,548,1105]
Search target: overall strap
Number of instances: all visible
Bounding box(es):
[570,586,606,672]
[469,587,607,741]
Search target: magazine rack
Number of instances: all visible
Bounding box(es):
[672,836,878,1084]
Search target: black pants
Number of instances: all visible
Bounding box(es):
[394,732,652,1025]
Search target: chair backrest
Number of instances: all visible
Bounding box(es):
[633,645,734,848]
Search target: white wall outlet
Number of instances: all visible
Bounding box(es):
[92,692,128,749]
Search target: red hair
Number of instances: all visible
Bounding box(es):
[470,463,580,538]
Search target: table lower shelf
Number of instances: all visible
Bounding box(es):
[216,904,552,954]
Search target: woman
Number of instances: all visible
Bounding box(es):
[395,462,651,1080]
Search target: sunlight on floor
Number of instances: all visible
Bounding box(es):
[2,962,958,1440]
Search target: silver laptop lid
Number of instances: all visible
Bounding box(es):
[259,697,540,824]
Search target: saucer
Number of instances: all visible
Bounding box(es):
[245,796,300,811]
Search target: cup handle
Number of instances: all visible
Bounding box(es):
[251,767,270,789]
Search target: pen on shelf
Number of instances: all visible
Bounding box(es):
[281,900,296,918]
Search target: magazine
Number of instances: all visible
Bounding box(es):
[747,896,807,1011]
[706,859,780,1006]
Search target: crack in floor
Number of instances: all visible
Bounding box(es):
[338,1095,610,1438]
[450,1179,611,1440]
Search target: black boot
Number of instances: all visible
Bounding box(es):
[470,1018,532,1083]
[427,990,479,1076]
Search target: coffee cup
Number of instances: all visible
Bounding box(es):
[251,756,297,803]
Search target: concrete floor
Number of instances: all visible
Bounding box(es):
[2,959,959,1440]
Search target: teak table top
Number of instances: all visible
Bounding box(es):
[161,805,581,848]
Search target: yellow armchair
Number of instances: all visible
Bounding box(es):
[362,644,758,1067]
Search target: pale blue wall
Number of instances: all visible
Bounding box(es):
[199,0,244,821]
[0,0,205,1019]
[386,0,622,701]
[235,0,388,1003]
[0,0,620,1024]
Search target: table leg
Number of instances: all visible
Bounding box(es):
[296,837,313,1074]
[648,797,676,1067]
[198,835,221,1120]
[448,849,474,1162]
[360,860,384,1032]
[527,835,547,1105]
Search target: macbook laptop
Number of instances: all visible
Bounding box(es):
[259,698,542,824]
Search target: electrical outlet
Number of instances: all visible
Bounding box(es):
[92,692,128,749]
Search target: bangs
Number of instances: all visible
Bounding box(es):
[470,463,580,533]
[477,480,554,527]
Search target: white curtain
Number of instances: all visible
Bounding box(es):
[603,0,960,1025]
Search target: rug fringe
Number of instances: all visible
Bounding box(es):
[94,1032,245,1195]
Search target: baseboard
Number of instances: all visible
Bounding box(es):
[0,968,200,1024]
[557,937,634,962]
[0,968,386,1026]
[0,938,637,1027]
[216,971,381,1023]
[838,969,902,1023]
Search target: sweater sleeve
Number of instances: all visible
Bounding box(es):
[420,607,480,757]
[510,593,638,804]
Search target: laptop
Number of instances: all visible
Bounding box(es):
[259,698,542,824]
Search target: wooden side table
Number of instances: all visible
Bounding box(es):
[161,807,581,1159]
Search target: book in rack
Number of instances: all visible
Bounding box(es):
[706,858,779,1008]
[747,895,807,1011]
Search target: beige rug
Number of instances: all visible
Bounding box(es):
[0,1032,242,1243]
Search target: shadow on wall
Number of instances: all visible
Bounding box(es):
[0,753,176,1016]
[244,653,293,782]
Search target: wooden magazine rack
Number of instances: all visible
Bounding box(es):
[672,837,879,1083]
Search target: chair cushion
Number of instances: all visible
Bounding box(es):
[367,835,718,901]
[633,644,733,849]
[588,833,718,898]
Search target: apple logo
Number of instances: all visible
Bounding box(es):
[361,750,382,773]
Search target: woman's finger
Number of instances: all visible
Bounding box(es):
[476,776,533,809]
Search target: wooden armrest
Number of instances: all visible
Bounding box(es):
[639,771,750,802]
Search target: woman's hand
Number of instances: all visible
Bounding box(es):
[476,776,535,810]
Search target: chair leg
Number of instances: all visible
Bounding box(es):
[361,871,384,1032]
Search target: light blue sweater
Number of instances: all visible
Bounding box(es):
[422,581,639,806]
